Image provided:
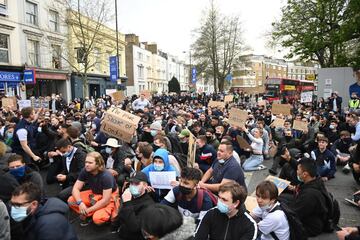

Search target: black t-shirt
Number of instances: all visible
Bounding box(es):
[78,169,117,194]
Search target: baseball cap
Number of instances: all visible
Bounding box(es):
[128,172,148,183]
[178,129,190,138]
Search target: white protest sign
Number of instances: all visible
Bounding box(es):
[301,91,313,103]
[18,100,31,110]
[149,171,176,189]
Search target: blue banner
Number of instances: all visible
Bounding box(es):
[0,71,21,82]
[24,69,36,84]
[192,67,197,83]
[109,56,118,83]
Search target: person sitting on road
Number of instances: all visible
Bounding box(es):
[135,141,153,171]
[251,180,290,240]
[68,152,120,226]
[199,141,246,193]
[194,181,257,240]
[337,226,360,240]
[310,137,336,181]
[161,167,215,223]
[331,130,352,173]
[240,126,266,171]
[195,135,217,173]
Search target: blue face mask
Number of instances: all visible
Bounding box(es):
[63,151,71,158]
[129,185,141,197]
[11,206,29,222]
[153,163,164,171]
[7,132,13,139]
[9,165,26,180]
[217,200,230,214]
[150,130,158,137]
[37,127,42,133]
[105,147,112,154]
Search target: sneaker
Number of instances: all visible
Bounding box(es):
[343,164,351,174]
[268,169,277,175]
[257,165,267,171]
[80,217,91,227]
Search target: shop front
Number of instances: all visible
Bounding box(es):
[0,69,25,98]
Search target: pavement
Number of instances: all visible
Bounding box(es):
[41,158,360,240]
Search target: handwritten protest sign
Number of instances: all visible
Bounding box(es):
[187,131,196,167]
[110,91,125,102]
[208,100,226,109]
[236,135,252,151]
[301,91,313,103]
[271,103,291,115]
[270,118,285,128]
[292,120,308,132]
[2,97,17,110]
[140,90,151,99]
[228,108,248,128]
[224,95,233,103]
[149,171,176,189]
[245,196,258,212]
[18,100,31,110]
[101,107,141,143]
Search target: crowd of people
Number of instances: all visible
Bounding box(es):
[0,70,360,240]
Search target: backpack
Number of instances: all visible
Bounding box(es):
[73,140,95,153]
[322,192,340,232]
[172,152,188,169]
[270,203,308,240]
[176,188,217,211]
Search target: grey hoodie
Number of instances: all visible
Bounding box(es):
[160,217,196,240]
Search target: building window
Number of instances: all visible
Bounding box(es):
[0,0,7,16]
[94,48,101,71]
[28,39,39,66]
[137,52,143,60]
[0,33,9,63]
[76,47,86,63]
[137,65,144,78]
[26,1,38,25]
[51,45,61,69]
[49,10,59,32]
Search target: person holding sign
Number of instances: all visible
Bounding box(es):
[141,148,177,202]
[240,126,266,171]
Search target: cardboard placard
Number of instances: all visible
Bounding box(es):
[140,90,151,99]
[300,91,313,103]
[292,120,308,132]
[258,100,266,106]
[236,135,252,151]
[110,91,125,102]
[251,176,290,196]
[32,99,49,110]
[228,108,248,128]
[270,118,285,128]
[245,196,258,213]
[2,97,17,110]
[271,103,291,116]
[208,100,226,109]
[224,95,233,103]
[101,107,141,143]
[18,100,32,110]
[187,131,196,167]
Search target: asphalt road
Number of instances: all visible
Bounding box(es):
[41,158,360,240]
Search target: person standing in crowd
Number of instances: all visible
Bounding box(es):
[68,152,119,226]
[132,93,151,111]
[349,93,360,111]
[10,182,77,240]
[349,67,360,98]
[194,181,257,240]
[328,92,342,113]
[49,94,61,113]
[11,107,41,163]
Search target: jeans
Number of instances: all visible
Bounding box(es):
[242,155,263,171]
[317,164,331,177]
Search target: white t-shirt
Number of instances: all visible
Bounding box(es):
[16,129,28,141]
[106,156,115,169]
[252,202,290,240]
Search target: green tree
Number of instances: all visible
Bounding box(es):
[271,0,360,68]
[192,0,244,92]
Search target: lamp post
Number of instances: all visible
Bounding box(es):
[114,0,123,90]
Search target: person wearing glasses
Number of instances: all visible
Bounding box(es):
[9,182,77,240]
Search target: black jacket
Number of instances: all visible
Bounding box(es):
[117,193,155,240]
[291,178,328,237]
[60,148,86,187]
[20,198,77,240]
[194,205,257,240]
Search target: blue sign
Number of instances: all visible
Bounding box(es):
[192,67,197,83]
[0,71,21,82]
[225,73,232,82]
[109,56,118,83]
[24,69,36,84]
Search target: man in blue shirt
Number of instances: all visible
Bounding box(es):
[349,67,360,98]
[199,141,246,193]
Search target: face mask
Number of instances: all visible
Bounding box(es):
[260,203,273,212]
[7,132,13,138]
[129,185,141,197]
[179,185,193,195]
[150,130,157,137]
[206,136,212,142]
[217,200,230,214]
[297,175,304,183]
[91,124,97,130]
[105,147,112,154]
[9,165,26,179]
[329,125,335,130]
[218,159,225,164]
[63,148,72,158]
[37,127,42,133]
[11,206,29,222]
[153,163,164,171]
[180,139,188,143]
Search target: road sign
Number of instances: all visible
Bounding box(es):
[225,73,232,82]
[192,67,197,83]
[109,56,118,83]
[24,69,36,84]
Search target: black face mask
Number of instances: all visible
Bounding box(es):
[152,144,160,152]
[206,136,212,142]
[179,185,193,195]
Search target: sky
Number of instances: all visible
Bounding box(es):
[116,0,286,61]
